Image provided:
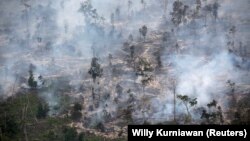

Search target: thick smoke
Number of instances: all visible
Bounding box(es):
[0,0,249,125]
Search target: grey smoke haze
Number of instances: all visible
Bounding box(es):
[0,0,249,124]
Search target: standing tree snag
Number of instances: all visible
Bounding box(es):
[108,54,113,66]
[128,0,133,14]
[141,0,146,11]
[88,57,103,83]
[163,0,168,16]
[212,0,220,20]
[128,34,133,43]
[168,78,178,122]
[115,7,120,20]
[196,0,201,16]
[171,0,183,27]
[139,25,148,41]
[110,13,114,27]
[130,45,135,59]
[227,80,236,107]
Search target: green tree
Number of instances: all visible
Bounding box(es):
[71,103,82,121]
[28,69,37,88]
[177,95,197,123]
[71,111,82,122]
[0,117,20,139]
[201,100,224,124]
[63,127,78,141]
[74,103,82,111]
[78,133,85,141]
[36,102,49,119]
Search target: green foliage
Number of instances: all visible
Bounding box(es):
[71,111,82,121]
[43,130,57,140]
[0,92,125,141]
[177,95,197,107]
[71,103,82,121]
[78,133,85,141]
[0,116,20,139]
[28,69,37,88]
[207,99,217,108]
[74,103,82,111]
[63,127,78,141]
[0,92,40,140]
[177,95,197,123]
[201,100,224,124]
[36,101,49,119]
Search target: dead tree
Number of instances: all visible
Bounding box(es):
[88,57,103,83]
[139,25,148,41]
[163,0,168,16]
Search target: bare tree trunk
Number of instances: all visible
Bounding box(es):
[27,102,38,123]
[204,14,207,27]
[22,94,30,141]
[4,67,7,83]
[4,112,6,129]
[142,85,145,96]
[22,105,28,141]
[164,0,168,16]
[173,86,176,122]
[24,125,28,141]
[184,104,190,117]
[171,78,177,123]
[0,127,2,141]
[24,104,29,141]
[11,74,18,103]
[142,84,147,124]
[184,103,191,123]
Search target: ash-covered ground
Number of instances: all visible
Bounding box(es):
[0,0,250,140]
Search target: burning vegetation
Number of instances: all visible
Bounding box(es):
[0,0,249,140]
